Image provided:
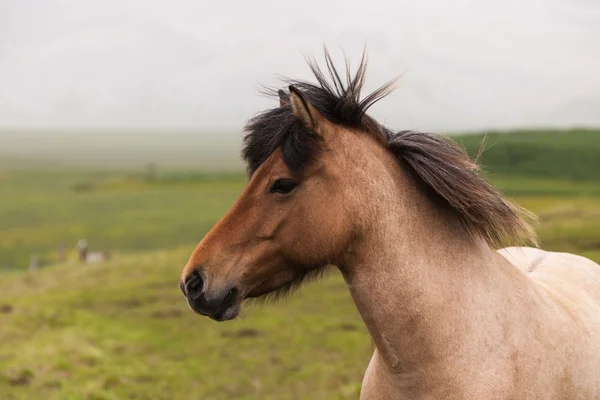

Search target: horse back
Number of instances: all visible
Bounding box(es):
[498,246,600,306]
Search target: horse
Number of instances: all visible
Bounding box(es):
[179,50,600,399]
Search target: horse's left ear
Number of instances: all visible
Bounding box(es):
[289,85,322,132]
[278,89,290,107]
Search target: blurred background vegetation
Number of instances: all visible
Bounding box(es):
[0,128,599,399]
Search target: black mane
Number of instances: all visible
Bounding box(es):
[242,48,397,175]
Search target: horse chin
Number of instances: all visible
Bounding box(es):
[208,303,241,322]
[189,300,241,322]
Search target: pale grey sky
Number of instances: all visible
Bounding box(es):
[1,0,599,133]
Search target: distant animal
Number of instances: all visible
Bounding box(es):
[84,251,110,263]
[77,239,110,264]
[178,49,600,399]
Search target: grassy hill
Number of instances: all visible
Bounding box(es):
[455,128,600,181]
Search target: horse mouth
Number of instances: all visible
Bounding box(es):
[188,294,241,322]
[210,303,240,321]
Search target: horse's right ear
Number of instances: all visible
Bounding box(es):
[289,85,321,132]
[278,89,290,107]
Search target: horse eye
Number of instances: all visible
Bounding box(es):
[270,178,298,194]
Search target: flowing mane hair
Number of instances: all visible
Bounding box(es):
[242,48,538,248]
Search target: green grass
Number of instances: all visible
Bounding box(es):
[454,128,600,181]
[0,169,247,270]
[0,128,599,398]
[0,249,368,399]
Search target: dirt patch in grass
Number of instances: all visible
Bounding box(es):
[0,304,13,314]
[4,369,34,386]
[150,309,183,319]
[42,380,62,389]
[221,328,262,338]
[103,376,122,389]
[337,322,360,332]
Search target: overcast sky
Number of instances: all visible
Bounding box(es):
[1,0,599,133]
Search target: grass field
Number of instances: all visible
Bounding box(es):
[0,129,599,399]
[0,168,246,270]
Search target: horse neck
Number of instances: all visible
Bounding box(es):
[338,157,527,381]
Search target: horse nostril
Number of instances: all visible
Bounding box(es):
[184,269,204,299]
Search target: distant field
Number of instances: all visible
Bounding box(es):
[0,169,246,269]
[455,128,600,181]
[0,128,599,398]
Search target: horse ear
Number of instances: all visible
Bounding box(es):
[289,85,321,132]
[278,89,290,107]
